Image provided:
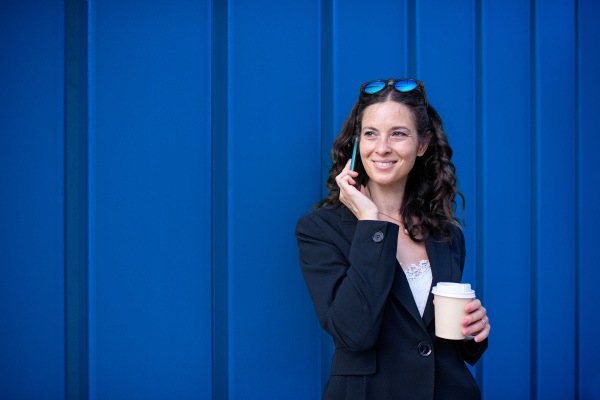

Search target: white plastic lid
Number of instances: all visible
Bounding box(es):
[431,282,476,299]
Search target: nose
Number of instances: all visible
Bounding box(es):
[375,136,392,154]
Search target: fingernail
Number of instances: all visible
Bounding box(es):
[463,329,469,335]
[474,337,479,343]
[465,305,472,312]
[462,318,469,325]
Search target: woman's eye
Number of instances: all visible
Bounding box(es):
[392,131,407,137]
[364,131,376,137]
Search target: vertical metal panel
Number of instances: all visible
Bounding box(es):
[416,0,477,304]
[480,1,532,398]
[0,1,66,399]
[577,2,600,398]
[332,0,410,138]
[88,1,213,398]
[534,1,576,399]
[227,0,321,397]
[415,0,478,379]
[324,0,409,385]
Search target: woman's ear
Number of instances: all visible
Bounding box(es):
[417,132,432,157]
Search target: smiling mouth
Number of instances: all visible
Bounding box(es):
[373,161,396,167]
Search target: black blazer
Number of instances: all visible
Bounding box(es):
[296,206,487,400]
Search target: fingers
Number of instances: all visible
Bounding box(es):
[461,299,482,326]
[462,316,486,334]
[341,158,352,173]
[336,160,358,208]
[337,159,351,184]
[475,322,490,342]
[461,304,485,327]
[463,317,490,342]
[462,299,490,342]
[335,158,379,220]
[343,159,359,177]
[336,159,359,189]
[464,299,481,313]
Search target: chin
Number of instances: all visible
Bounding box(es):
[369,176,404,187]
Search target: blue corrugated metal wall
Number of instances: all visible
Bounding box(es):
[1,1,599,399]
[0,2,66,399]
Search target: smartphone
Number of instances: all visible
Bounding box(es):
[350,137,358,171]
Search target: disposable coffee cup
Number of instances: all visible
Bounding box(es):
[431,282,476,340]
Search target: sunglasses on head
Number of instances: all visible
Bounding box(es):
[360,78,428,107]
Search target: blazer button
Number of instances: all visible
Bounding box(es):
[417,342,432,357]
[372,231,384,242]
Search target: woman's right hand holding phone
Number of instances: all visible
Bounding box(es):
[336,159,379,221]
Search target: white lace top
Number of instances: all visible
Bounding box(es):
[401,260,432,317]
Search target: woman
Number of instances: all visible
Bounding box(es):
[295,79,490,400]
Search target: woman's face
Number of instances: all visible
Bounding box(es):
[359,100,428,189]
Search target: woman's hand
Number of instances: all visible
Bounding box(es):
[462,299,490,343]
[336,159,379,220]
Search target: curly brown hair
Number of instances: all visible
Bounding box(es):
[312,80,464,242]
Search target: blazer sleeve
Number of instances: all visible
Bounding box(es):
[455,225,489,365]
[296,213,399,352]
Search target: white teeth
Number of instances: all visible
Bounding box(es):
[374,161,394,166]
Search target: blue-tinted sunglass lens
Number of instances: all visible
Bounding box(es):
[364,81,386,94]
[394,80,418,92]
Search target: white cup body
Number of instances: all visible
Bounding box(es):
[431,282,476,340]
[433,294,471,340]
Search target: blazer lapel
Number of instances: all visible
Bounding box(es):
[422,237,452,328]
[390,261,428,332]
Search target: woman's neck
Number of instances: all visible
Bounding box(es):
[366,181,406,218]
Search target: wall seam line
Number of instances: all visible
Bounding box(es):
[529,0,539,399]
[574,0,580,398]
[474,0,485,390]
[64,0,90,398]
[211,0,229,398]
[320,0,334,393]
